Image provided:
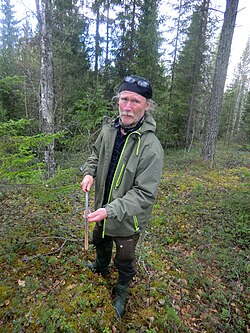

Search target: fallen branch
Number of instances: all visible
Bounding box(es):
[25,235,84,243]
[22,234,87,261]
[22,239,68,261]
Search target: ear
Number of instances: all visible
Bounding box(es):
[145,100,150,112]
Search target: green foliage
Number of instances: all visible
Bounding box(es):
[0,119,64,182]
[167,2,210,147]
[0,118,31,135]
[137,0,164,81]
[69,91,114,134]
[223,189,250,249]
[0,76,24,121]
[155,104,186,147]
[0,0,248,151]
[0,0,19,77]
[52,0,91,111]
[242,91,250,141]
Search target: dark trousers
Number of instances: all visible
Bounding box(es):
[92,224,140,283]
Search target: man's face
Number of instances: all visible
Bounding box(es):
[119,91,149,126]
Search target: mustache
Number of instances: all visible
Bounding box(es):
[120,112,132,116]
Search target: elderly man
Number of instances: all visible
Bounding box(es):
[81,75,164,317]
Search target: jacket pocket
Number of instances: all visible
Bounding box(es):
[114,234,140,261]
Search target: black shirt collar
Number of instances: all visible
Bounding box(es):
[114,116,145,134]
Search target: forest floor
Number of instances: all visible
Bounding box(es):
[0,145,249,333]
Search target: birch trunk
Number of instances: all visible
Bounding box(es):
[36,0,55,178]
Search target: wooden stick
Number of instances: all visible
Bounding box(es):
[85,191,89,251]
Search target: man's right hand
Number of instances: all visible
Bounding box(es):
[81,175,94,192]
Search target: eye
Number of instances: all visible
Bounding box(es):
[132,99,140,104]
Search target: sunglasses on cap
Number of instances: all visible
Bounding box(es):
[124,76,150,88]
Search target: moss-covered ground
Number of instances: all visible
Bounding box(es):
[0,145,249,332]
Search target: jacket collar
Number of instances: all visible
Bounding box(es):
[114,116,145,134]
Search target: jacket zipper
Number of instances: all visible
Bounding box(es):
[133,216,139,232]
[115,163,125,189]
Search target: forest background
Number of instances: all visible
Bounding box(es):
[0,0,249,332]
[0,0,249,174]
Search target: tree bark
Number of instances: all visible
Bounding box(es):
[104,0,110,99]
[169,0,183,106]
[232,40,250,139]
[201,0,239,163]
[36,0,55,178]
[94,0,100,78]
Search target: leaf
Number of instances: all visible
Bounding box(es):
[66,283,76,290]
[18,279,26,287]
[159,299,165,305]
[4,299,10,306]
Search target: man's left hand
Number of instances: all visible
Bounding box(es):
[86,208,108,223]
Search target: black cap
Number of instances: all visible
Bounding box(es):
[118,75,152,99]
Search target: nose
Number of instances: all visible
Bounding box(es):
[124,100,132,110]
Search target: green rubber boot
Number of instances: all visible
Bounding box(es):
[113,281,129,318]
[86,261,110,277]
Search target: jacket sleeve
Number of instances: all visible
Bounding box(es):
[105,139,164,221]
[81,130,103,178]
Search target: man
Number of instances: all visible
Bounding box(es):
[81,75,164,317]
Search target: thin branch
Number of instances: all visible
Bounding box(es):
[22,239,68,261]
[25,235,84,243]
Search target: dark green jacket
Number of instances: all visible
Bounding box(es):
[82,113,164,237]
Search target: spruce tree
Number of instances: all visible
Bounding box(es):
[0,0,19,77]
[166,0,210,147]
[0,0,24,120]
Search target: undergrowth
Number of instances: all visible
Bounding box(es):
[0,145,249,332]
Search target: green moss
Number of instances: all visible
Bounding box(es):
[1,145,249,332]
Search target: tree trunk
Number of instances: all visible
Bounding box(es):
[94,2,100,78]
[104,0,110,99]
[201,0,239,163]
[36,0,55,178]
[169,0,182,106]
[233,41,250,138]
